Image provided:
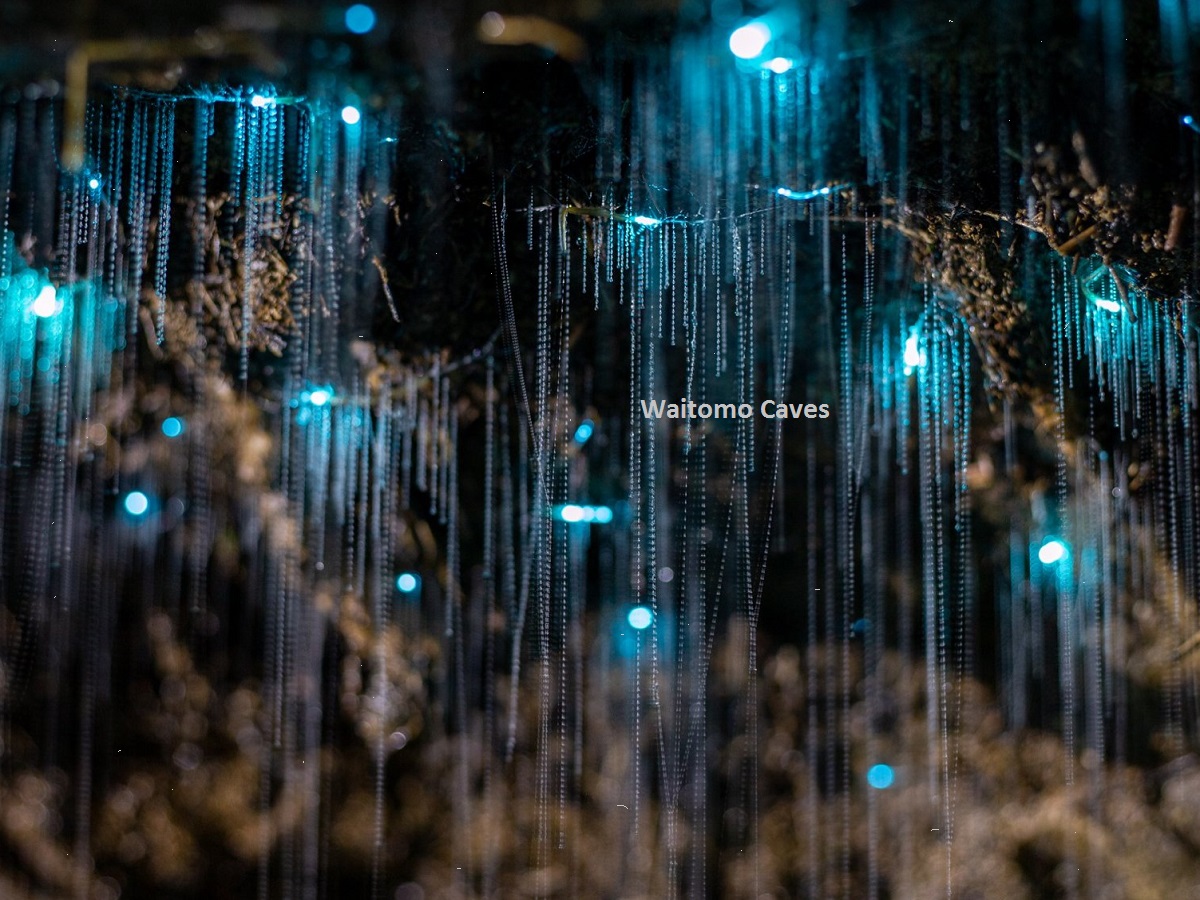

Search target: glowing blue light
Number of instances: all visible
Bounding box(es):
[554,503,613,524]
[632,215,662,227]
[903,329,926,374]
[161,417,184,438]
[30,285,59,318]
[867,764,895,789]
[1094,297,1123,313]
[627,606,653,630]
[87,177,101,190]
[558,504,586,523]
[765,57,793,73]
[396,572,420,593]
[1038,538,1069,565]
[574,419,594,444]
[250,94,272,108]
[341,105,361,125]
[308,388,332,407]
[729,21,771,59]
[1184,114,1200,134]
[345,3,376,33]
[124,491,150,517]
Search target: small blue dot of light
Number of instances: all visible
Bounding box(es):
[396,572,419,593]
[729,21,771,59]
[161,417,184,438]
[87,177,101,190]
[124,491,150,516]
[308,388,331,407]
[573,419,594,444]
[867,764,894,789]
[591,505,613,524]
[345,3,376,34]
[627,606,653,630]
[1185,115,1195,126]
[341,105,362,125]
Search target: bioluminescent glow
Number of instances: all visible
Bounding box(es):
[1038,538,1069,565]
[341,105,362,125]
[123,491,150,517]
[632,215,662,227]
[774,183,847,202]
[87,176,101,190]
[396,572,420,593]
[161,417,184,438]
[344,3,376,34]
[30,284,58,318]
[1094,296,1123,313]
[554,504,614,524]
[729,21,771,59]
[573,419,594,444]
[250,94,273,108]
[903,329,926,374]
[627,606,653,630]
[1184,114,1200,134]
[765,56,793,73]
[867,764,895,789]
[302,387,333,407]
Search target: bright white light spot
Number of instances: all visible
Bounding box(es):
[559,504,585,523]
[345,3,376,34]
[87,177,101,190]
[396,572,420,593]
[729,21,771,59]
[632,215,661,227]
[124,491,150,516]
[30,282,58,315]
[903,329,925,372]
[765,57,793,73]
[250,94,271,108]
[161,417,184,438]
[1038,538,1068,565]
[1094,297,1122,313]
[479,11,505,38]
[31,285,59,318]
[341,105,361,125]
[308,389,331,407]
[627,606,653,630]
[867,764,894,789]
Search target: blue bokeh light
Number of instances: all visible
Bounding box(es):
[161,417,184,438]
[554,504,613,524]
[627,606,653,630]
[124,491,150,517]
[867,764,895,789]
[1038,538,1069,565]
[341,105,362,126]
[345,3,376,34]
[30,285,59,318]
[574,419,594,444]
[396,572,420,593]
[729,21,771,59]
